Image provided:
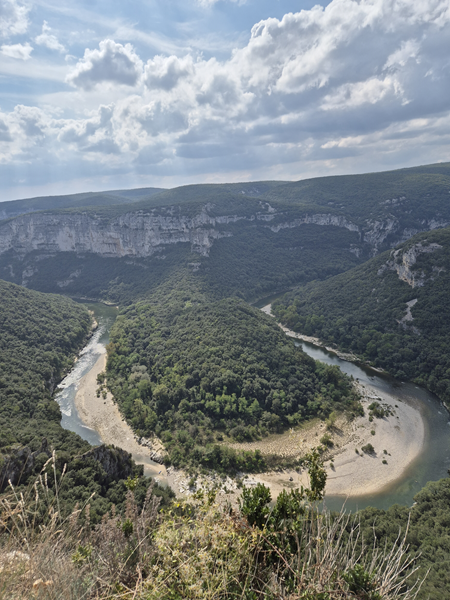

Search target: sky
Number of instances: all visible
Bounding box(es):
[0,0,449,201]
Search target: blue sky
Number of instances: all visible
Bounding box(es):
[0,0,449,200]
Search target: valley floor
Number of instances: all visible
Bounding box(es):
[74,353,167,482]
[73,340,425,502]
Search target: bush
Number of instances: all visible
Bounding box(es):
[361,443,375,455]
[320,432,334,447]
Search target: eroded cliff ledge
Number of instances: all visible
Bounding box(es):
[0,204,447,261]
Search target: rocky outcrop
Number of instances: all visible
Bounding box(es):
[363,218,399,252]
[0,439,51,491]
[76,445,135,480]
[378,242,443,287]
[0,441,136,491]
[0,210,237,258]
[0,203,447,264]
[268,213,360,234]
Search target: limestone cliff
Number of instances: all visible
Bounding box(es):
[0,204,446,263]
[379,242,443,287]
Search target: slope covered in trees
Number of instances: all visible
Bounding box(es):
[273,226,450,402]
[106,287,361,472]
[357,477,450,600]
[0,279,172,520]
[0,279,91,450]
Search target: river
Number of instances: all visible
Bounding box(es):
[55,301,118,445]
[299,340,450,512]
[56,299,450,513]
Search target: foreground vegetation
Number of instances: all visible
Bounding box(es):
[0,450,427,600]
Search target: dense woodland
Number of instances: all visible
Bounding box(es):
[273,226,450,402]
[106,289,360,472]
[0,279,91,450]
[357,477,450,600]
[0,280,172,522]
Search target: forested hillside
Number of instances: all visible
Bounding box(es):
[0,279,91,450]
[0,279,172,521]
[0,186,165,221]
[263,161,450,227]
[106,288,360,472]
[357,477,450,599]
[273,226,450,402]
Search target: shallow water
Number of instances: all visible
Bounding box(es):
[55,302,118,446]
[298,341,450,512]
[55,301,164,478]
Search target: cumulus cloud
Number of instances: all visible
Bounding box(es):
[1,42,33,60]
[66,40,143,90]
[14,105,49,137]
[0,119,11,141]
[35,21,66,53]
[3,0,450,189]
[0,0,29,37]
[58,104,116,149]
[144,55,193,91]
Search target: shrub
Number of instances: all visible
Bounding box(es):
[362,443,375,455]
[320,432,334,448]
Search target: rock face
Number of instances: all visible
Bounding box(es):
[0,439,51,491]
[0,441,136,492]
[0,210,236,258]
[0,204,447,263]
[268,213,360,234]
[379,242,443,288]
[77,445,135,480]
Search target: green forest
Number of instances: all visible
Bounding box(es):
[272,226,450,402]
[106,291,360,472]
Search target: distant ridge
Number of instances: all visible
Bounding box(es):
[0,187,166,221]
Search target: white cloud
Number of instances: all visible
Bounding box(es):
[0,118,11,141]
[35,21,66,53]
[144,55,194,91]
[1,42,33,60]
[0,0,29,37]
[66,39,143,90]
[3,0,450,192]
[321,77,406,110]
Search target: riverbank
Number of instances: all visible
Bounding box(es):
[251,303,426,499]
[239,381,424,498]
[261,303,359,362]
[74,353,167,482]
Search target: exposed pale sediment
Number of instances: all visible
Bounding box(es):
[249,304,425,499]
[74,353,167,483]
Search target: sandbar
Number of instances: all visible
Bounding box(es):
[74,353,168,484]
[248,304,426,499]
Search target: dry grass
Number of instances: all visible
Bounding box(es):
[0,453,426,600]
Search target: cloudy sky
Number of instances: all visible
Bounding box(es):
[1,0,449,200]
